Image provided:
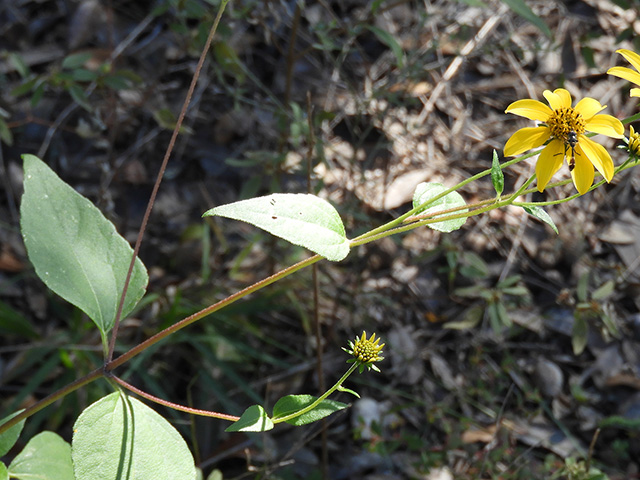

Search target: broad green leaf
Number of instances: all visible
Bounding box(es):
[8,431,73,480]
[225,405,274,432]
[491,151,504,196]
[522,205,558,234]
[272,394,348,426]
[0,462,7,480]
[572,315,589,355]
[500,0,552,38]
[72,391,196,480]
[204,193,350,261]
[21,155,148,342]
[0,410,25,456]
[412,183,467,233]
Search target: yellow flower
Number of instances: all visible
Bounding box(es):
[628,125,640,157]
[343,331,385,373]
[504,88,624,195]
[607,49,640,97]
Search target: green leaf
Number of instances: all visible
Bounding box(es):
[0,410,25,457]
[0,462,7,480]
[337,384,360,398]
[68,84,93,112]
[225,405,274,432]
[412,182,467,233]
[522,205,558,234]
[204,193,350,261]
[500,0,552,38]
[491,151,504,196]
[72,391,196,480]
[272,394,348,426]
[0,118,13,147]
[62,52,93,70]
[0,300,37,338]
[20,155,148,342]
[572,315,589,355]
[445,305,483,330]
[8,431,73,480]
[366,26,404,67]
[9,53,29,78]
[592,279,615,301]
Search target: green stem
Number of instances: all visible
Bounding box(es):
[272,362,359,424]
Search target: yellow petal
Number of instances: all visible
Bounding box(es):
[504,126,550,157]
[578,136,614,182]
[616,49,640,73]
[574,97,606,120]
[535,140,564,192]
[631,88,640,98]
[505,99,553,121]
[607,66,640,87]
[585,114,625,139]
[571,146,595,195]
[543,88,571,110]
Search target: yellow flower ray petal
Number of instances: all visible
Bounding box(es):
[617,49,640,73]
[585,114,624,139]
[607,66,640,86]
[504,126,550,157]
[571,147,595,195]
[505,99,553,121]
[535,140,564,192]
[578,136,614,182]
[631,88,640,98]
[574,97,606,120]
[543,88,571,111]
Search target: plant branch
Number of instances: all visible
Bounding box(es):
[107,0,230,363]
[112,376,240,421]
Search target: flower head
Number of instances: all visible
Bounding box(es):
[504,88,624,195]
[343,331,385,373]
[628,125,640,157]
[607,49,640,97]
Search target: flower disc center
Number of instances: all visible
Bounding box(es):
[547,107,585,143]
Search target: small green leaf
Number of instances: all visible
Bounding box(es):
[9,53,29,78]
[500,0,552,38]
[225,405,274,432]
[62,52,93,70]
[0,462,7,480]
[572,315,589,355]
[204,193,350,261]
[412,183,467,233]
[68,84,93,112]
[592,279,615,301]
[21,155,148,344]
[272,394,348,426]
[0,118,13,147]
[337,385,360,398]
[491,151,504,196]
[8,432,73,480]
[72,391,196,480]
[0,410,25,457]
[445,305,483,330]
[366,26,404,67]
[522,205,558,234]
